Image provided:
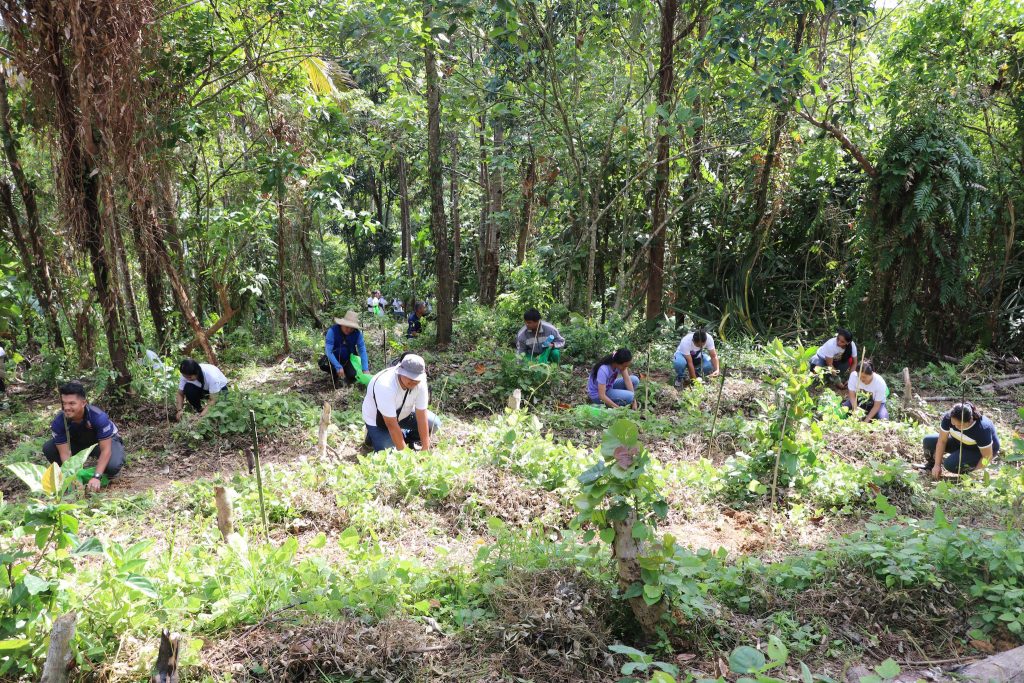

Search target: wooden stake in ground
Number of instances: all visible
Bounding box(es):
[39,612,76,683]
[507,388,522,411]
[213,486,233,540]
[249,409,269,538]
[710,366,726,440]
[151,629,180,683]
[317,401,332,460]
[769,399,791,515]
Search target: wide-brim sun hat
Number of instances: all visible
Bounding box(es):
[334,311,362,329]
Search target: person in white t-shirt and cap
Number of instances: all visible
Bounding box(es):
[175,358,230,419]
[362,353,441,452]
[842,360,888,422]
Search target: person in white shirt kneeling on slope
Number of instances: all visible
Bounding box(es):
[362,354,441,452]
[842,360,888,422]
[176,358,229,420]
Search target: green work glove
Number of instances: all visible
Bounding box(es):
[76,467,109,487]
[350,354,373,386]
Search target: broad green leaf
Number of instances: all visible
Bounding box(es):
[729,646,766,674]
[0,639,30,651]
[599,527,615,544]
[73,537,104,555]
[642,583,663,604]
[5,462,46,493]
[122,575,159,598]
[339,527,360,549]
[874,659,900,679]
[609,644,647,658]
[22,573,50,595]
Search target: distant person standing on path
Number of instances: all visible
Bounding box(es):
[366,290,381,314]
[362,354,440,452]
[175,358,229,419]
[42,382,125,492]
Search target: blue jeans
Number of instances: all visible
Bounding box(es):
[365,411,441,452]
[590,376,642,406]
[922,434,988,473]
[674,351,712,381]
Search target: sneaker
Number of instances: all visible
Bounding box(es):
[673,377,683,390]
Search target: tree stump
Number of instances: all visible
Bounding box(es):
[151,629,180,683]
[317,402,332,460]
[40,612,76,683]
[507,388,522,411]
[214,486,233,540]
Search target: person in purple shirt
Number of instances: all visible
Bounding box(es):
[42,382,125,491]
[587,348,640,409]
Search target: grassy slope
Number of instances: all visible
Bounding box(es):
[1,328,1022,682]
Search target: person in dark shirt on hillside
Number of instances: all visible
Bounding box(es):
[921,402,1000,478]
[407,301,427,338]
[42,382,125,492]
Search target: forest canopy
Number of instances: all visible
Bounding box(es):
[0,0,1021,379]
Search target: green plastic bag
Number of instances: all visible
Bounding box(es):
[575,404,605,419]
[350,354,373,386]
[76,467,109,487]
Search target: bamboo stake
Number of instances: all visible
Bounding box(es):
[644,346,651,415]
[249,409,269,539]
[710,365,726,440]
[317,401,332,460]
[769,398,790,517]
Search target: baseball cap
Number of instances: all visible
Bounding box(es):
[396,354,427,382]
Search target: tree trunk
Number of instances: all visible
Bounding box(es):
[276,178,290,355]
[477,117,490,288]
[612,511,667,637]
[129,200,167,350]
[479,118,503,305]
[515,147,537,266]
[398,154,413,278]
[645,0,678,323]
[106,187,144,348]
[40,612,77,683]
[0,73,64,350]
[424,8,453,346]
[450,134,462,308]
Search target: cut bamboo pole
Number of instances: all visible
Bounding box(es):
[214,486,233,540]
[317,401,332,460]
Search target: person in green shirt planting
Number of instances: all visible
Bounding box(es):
[42,382,125,492]
[516,308,565,364]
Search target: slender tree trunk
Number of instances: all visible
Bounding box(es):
[515,147,537,266]
[106,185,143,348]
[450,134,462,308]
[480,118,503,305]
[646,0,678,323]
[276,177,290,355]
[129,200,167,350]
[424,8,453,346]
[477,117,490,287]
[0,73,64,349]
[398,154,413,278]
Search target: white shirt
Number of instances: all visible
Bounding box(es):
[847,372,887,403]
[816,338,857,363]
[179,363,228,394]
[675,333,715,357]
[363,368,429,426]
[0,345,5,358]
[366,296,378,309]
[392,298,404,311]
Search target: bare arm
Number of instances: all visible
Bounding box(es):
[199,392,218,417]
[863,400,882,421]
[175,390,185,417]
[598,384,618,409]
[416,409,430,451]
[975,444,994,470]
[709,349,720,375]
[382,415,406,451]
[94,438,112,475]
[622,373,635,392]
[686,355,697,379]
[56,442,71,463]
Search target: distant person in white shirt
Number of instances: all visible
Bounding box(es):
[809,328,858,389]
[175,359,229,419]
[366,290,379,313]
[362,354,440,452]
[673,329,720,388]
[842,360,888,421]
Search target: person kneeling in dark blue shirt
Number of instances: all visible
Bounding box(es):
[42,382,125,492]
[921,402,1000,478]
[407,301,427,339]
